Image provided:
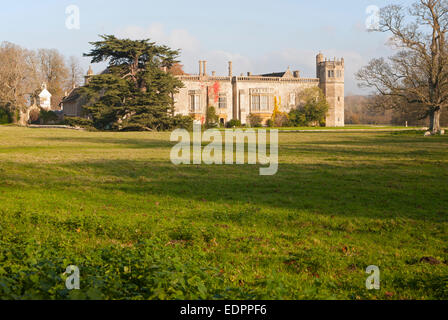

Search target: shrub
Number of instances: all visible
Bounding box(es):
[271,97,290,127]
[289,87,329,127]
[205,106,219,128]
[226,119,241,128]
[29,108,41,124]
[0,107,11,124]
[248,114,263,127]
[288,109,306,127]
[64,117,95,129]
[39,109,59,124]
[273,113,290,127]
[171,114,194,131]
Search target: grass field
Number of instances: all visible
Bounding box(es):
[264,125,427,131]
[0,125,447,300]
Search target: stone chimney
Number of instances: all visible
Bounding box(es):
[212,71,216,76]
[316,52,325,78]
[293,70,300,78]
[228,61,233,77]
[247,72,252,76]
[203,61,207,76]
[199,61,203,76]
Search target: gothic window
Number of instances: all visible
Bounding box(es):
[252,95,261,111]
[251,95,270,111]
[289,93,296,106]
[189,91,201,112]
[336,70,342,78]
[260,95,269,111]
[328,70,335,78]
[250,88,274,112]
[218,94,227,109]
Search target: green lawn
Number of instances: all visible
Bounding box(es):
[0,125,447,300]
[222,125,428,131]
[271,125,427,131]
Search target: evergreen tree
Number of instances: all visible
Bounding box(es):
[81,35,191,131]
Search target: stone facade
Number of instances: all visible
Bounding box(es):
[316,53,345,127]
[61,53,345,127]
[61,67,93,117]
[174,53,345,127]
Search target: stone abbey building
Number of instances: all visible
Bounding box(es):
[173,53,345,127]
[62,53,344,127]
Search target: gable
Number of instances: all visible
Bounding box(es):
[39,89,52,98]
[282,69,294,78]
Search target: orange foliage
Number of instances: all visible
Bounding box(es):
[168,63,186,75]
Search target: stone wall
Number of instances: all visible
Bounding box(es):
[233,77,320,124]
[317,56,345,127]
[174,54,345,127]
[174,76,233,123]
[174,75,322,125]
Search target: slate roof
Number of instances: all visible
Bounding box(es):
[61,88,82,104]
[260,69,294,78]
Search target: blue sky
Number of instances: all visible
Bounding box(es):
[0,0,413,94]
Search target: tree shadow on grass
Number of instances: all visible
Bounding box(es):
[2,157,447,222]
[1,131,446,222]
[32,136,175,149]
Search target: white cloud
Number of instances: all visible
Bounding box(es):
[117,23,201,54]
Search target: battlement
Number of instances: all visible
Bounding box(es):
[316,53,344,70]
[176,75,320,84]
[235,76,319,84]
[317,59,344,67]
[176,75,232,81]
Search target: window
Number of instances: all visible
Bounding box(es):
[218,94,227,109]
[336,70,342,78]
[252,95,261,111]
[250,88,274,112]
[289,93,296,106]
[251,95,270,111]
[328,70,335,78]
[260,95,269,111]
[189,91,201,112]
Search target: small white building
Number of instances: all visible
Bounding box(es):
[38,83,52,110]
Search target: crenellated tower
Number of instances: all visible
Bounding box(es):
[316,53,345,127]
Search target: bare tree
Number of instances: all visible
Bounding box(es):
[357,0,448,134]
[67,56,84,89]
[37,49,69,109]
[0,42,36,120]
